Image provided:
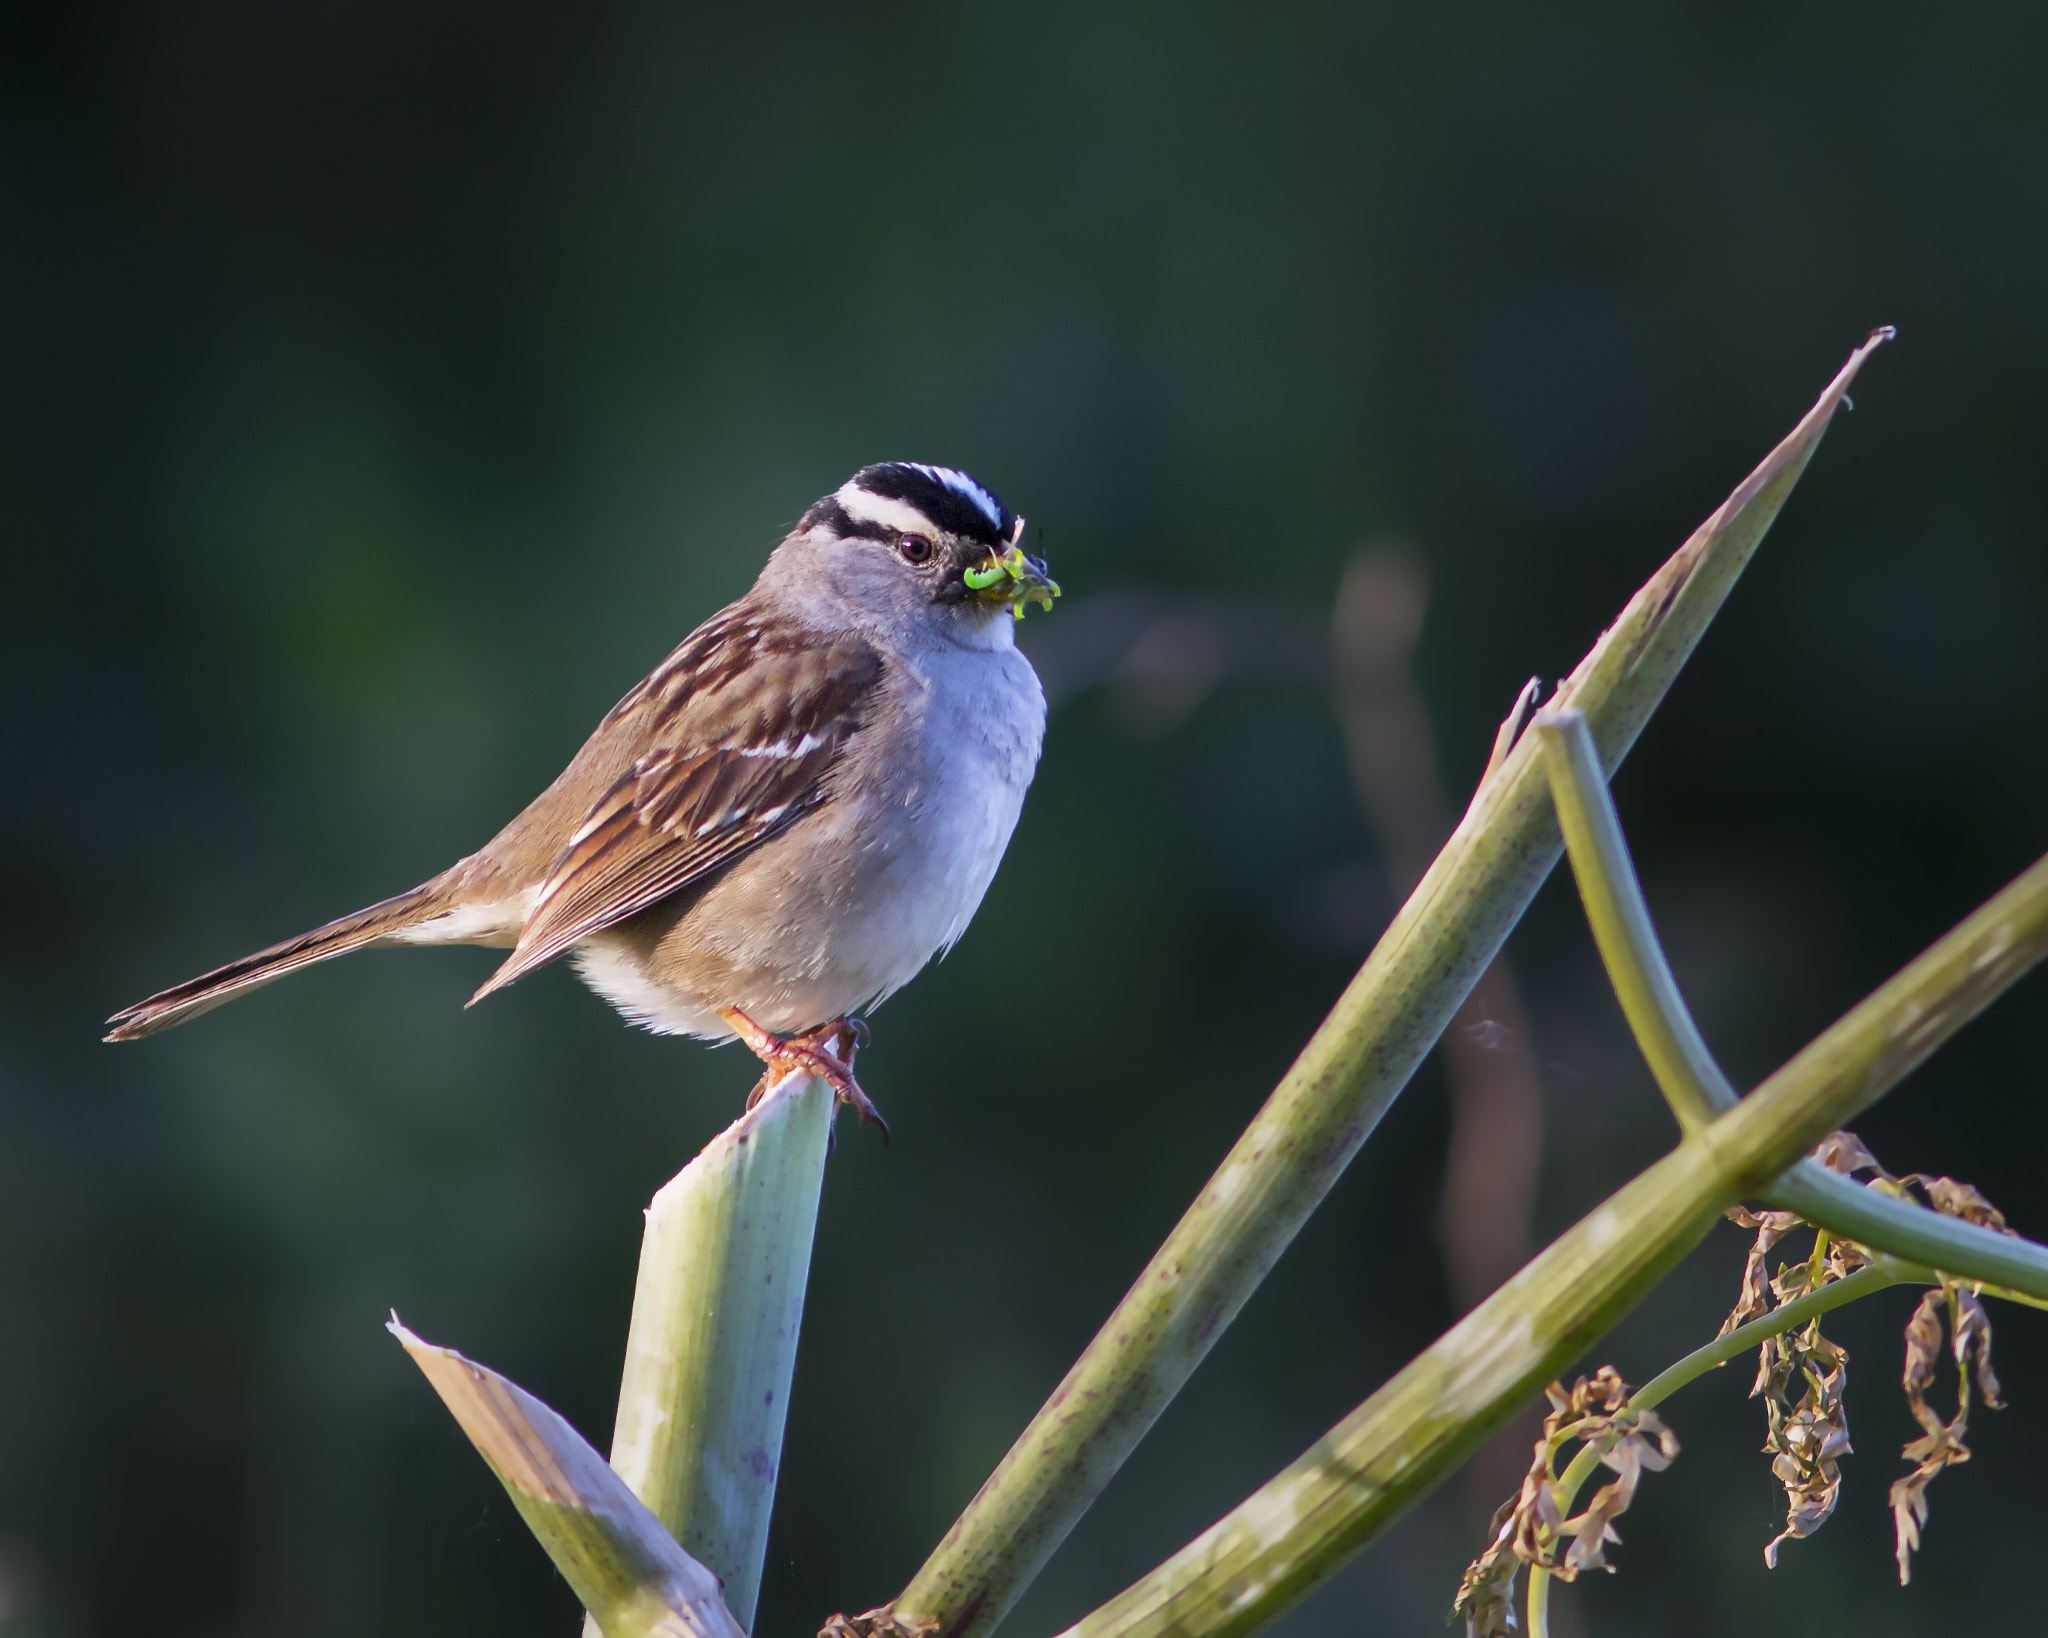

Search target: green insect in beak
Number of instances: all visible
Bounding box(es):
[963,543,1062,620]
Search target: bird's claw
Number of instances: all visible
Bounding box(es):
[820,1609,937,1638]
[727,1009,890,1148]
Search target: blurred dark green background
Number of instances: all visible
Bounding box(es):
[5,4,2047,1635]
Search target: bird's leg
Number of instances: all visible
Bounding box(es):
[723,1008,890,1147]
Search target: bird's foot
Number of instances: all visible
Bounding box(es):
[819,1608,937,1638]
[723,1008,889,1148]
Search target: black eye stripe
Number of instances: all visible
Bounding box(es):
[796,496,897,542]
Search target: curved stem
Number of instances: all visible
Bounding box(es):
[1526,1561,1551,1638]
[1533,707,1736,1132]
[1763,1160,2048,1301]
[1534,704,2048,1301]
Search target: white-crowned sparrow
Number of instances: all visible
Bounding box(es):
[106,463,1059,1137]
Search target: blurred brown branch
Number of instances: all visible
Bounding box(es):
[1021,545,1549,1476]
[1331,544,1543,1320]
[1329,544,1549,1542]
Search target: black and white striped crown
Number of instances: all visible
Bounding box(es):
[805,462,1017,548]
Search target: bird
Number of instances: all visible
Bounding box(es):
[105,462,1060,1141]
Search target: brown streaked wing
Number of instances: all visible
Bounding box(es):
[469,628,883,1002]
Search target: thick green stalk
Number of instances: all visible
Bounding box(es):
[391,1320,745,1638]
[593,1071,834,1633]
[892,330,1894,1638]
[1054,845,2048,1638]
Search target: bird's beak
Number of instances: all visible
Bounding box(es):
[962,519,1060,620]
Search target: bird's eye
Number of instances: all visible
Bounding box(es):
[896,535,934,564]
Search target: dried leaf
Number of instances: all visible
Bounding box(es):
[1889,1417,1969,1587]
[1954,1290,2005,1410]
[1890,1463,1936,1586]
[1720,1207,1805,1336]
[1450,1499,1523,1638]
[1724,1138,1890,1567]
[1768,1231,1870,1310]
[1452,1367,1678,1630]
[1759,1323,1852,1568]
[1810,1130,1892,1180]
[1908,1176,2015,1235]
[1719,1149,2022,1582]
[1900,1287,1947,1434]
[1551,1366,1630,1427]
[1556,1407,1679,1576]
[1890,1281,2009,1583]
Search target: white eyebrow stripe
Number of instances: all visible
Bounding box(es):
[904,464,1005,530]
[835,485,938,538]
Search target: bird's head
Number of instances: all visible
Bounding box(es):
[777,463,1059,637]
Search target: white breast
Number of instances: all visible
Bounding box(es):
[826,636,1046,1010]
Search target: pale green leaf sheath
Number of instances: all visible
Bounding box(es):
[389,1319,745,1638]
[401,1069,832,1638]
[597,1071,834,1632]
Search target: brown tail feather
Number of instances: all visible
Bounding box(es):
[104,882,447,1041]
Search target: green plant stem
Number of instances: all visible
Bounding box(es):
[1525,1260,1914,1635]
[1592,1260,1902,1478]
[1532,704,2048,1300]
[1649,1263,1874,1396]
[592,1071,834,1634]
[1763,1161,2048,1299]
[893,328,1893,1638]
[1525,1559,1551,1638]
[1053,845,2048,1638]
[1533,708,1737,1130]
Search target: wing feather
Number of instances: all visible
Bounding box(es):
[470,620,882,1002]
